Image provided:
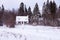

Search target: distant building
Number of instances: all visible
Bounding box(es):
[16,16,29,24]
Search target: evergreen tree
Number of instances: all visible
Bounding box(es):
[28,6,32,23]
[33,3,41,24]
[18,2,24,16]
[42,2,49,25]
[33,3,40,15]
[0,4,4,26]
[59,6,60,8]
[28,6,32,17]
[42,2,46,18]
[2,4,4,12]
[56,5,60,18]
[42,1,50,19]
[49,1,57,19]
[24,5,28,16]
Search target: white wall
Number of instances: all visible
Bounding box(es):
[16,16,29,24]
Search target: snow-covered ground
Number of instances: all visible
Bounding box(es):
[0,25,60,40]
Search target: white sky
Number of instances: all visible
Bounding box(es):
[0,0,60,11]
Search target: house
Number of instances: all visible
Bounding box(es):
[16,16,29,24]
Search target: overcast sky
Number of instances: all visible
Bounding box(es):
[0,0,60,11]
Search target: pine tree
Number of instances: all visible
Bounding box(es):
[42,0,57,26]
[33,3,41,24]
[56,5,60,18]
[42,2,49,25]
[49,1,57,19]
[28,7,32,17]
[28,6,32,23]
[56,5,60,26]
[42,1,50,19]
[33,3,40,15]
[42,2,46,18]
[24,5,28,16]
[2,4,4,12]
[18,2,24,16]
[0,4,4,26]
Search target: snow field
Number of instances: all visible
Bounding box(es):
[0,25,60,40]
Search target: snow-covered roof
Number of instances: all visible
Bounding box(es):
[16,16,28,22]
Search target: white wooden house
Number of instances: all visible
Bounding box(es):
[16,16,29,24]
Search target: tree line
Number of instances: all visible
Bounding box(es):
[0,0,60,27]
